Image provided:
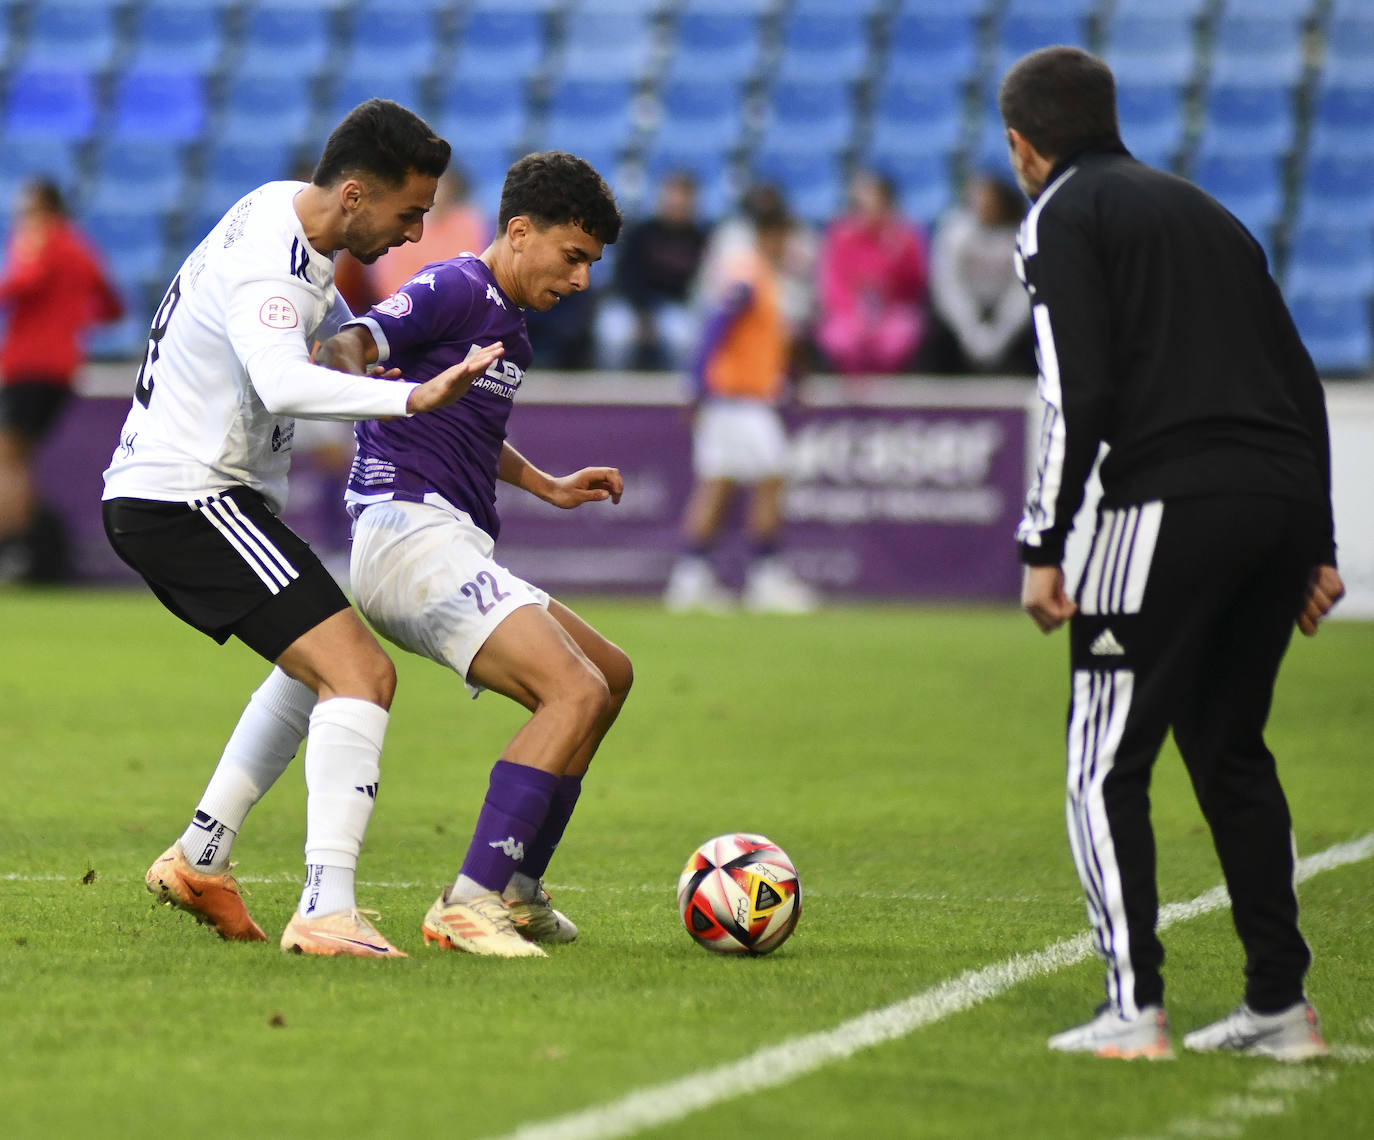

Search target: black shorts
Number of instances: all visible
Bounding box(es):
[0,381,72,442]
[102,487,349,661]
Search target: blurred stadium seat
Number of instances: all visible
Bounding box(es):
[89,139,188,214]
[454,7,548,81]
[1208,11,1307,88]
[1115,83,1188,171]
[757,79,856,156]
[883,11,980,87]
[669,11,764,83]
[109,71,209,144]
[750,147,845,226]
[1296,152,1374,227]
[2,68,98,141]
[1198,84,1297,157]
[338,0,444,78]
[125,0,229,76]
[1306,80,1374,158]
[220,70,316,148]
[1283,222,1374,298]
[1101,13,1198,87]
[867,79,964,162]
[433,76,530,153]
[237,0,336,79]
[324,74,427,123]
[20,1,120,71]
[1287,291,1374,374]
[774,12,873,84]
[651,77,747,158]
[1190,149,1286,238]
[559,9,656,80]
[538,77,638,158]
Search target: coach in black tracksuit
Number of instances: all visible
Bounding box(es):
[999,47,1344,1060]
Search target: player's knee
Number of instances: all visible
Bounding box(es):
[565,664,612,731]
[602,647,633,711]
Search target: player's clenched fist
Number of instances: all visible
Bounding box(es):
[406,341,505,414]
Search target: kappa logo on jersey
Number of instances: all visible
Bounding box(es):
[260,297,299,329]
[376,291,413,318]
[488,836,525,861]
[485,283,506,309]
[409,271,437,291]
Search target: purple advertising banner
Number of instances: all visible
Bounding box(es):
[34,375,1032,600]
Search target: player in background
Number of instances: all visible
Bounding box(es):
[1001,48,1342,1059]
[315,151,630,958]
[662,195,818,614]
[102,100,504,958]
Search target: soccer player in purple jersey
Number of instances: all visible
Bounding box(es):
[317,152,628,958]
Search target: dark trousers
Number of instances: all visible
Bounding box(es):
[1064,494,1323,1015]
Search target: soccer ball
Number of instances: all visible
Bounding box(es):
[677,833,801,955]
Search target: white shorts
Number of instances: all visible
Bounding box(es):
[693,398,789,482]
[349,498,548,698]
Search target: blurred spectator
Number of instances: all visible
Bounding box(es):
[698,182,818,371]
[596,169,709,370]
[663,194,818,614]
[919,171,1035,375]
[0,179,123,582]
[815,170,928,376]
[369,166,489,298]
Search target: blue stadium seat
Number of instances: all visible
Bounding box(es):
[1191,151,1285,236]
[774,13,873,84]
[669,12,764,83]
[80,206,170,291]
[338,0,442,77]
[454,9,547,80]
[1115,84,1188,171]
[1307,82,1374,159]
[125,1,228,76]
[201,140,298,210]
[867,79,964,160]
[1283,222,1374,298]
[220,71,316,148]
[88,140,188,213]
[19,1,119,71]
[109,71,209,144]
[1221,0,1315,15]
[996,13,1090,59]
[868,152,953,228]
[890,0,991,16]
[678,0,775,13]
[1286,290,1373,374]
[757,79,855,155]
[1198,84,1297,157]
[1320,14,1374,86]
[324,74,426,123]
[2,68,98,140]
[237,0,335,79]
[432,77,530,152]
[539,78,637,157]
[1112,0,1208,15]
[3,136,81,188]
[1296,152,1374,227]
[652,78,747,156]
[1002,0,1096,15]
[1208,13,1306,88]
[749,148,845,226]
[884,12,980,87]
[559,11,656,79]
[1101,14,1198,87]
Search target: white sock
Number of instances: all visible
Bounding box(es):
[180,667,315,872]
[301,864,356,918]
[299,697,388,916]
[450,873,489,902]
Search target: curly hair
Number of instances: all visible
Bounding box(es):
[313,99,451,189]
[498,151,622,244]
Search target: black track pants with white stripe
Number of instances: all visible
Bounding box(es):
[1063,494,1325,1016]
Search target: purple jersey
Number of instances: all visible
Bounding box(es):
[346,255,532,539]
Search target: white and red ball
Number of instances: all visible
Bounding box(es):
[677,833,801,955]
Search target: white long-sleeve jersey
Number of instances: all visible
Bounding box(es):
[102,181,418,515]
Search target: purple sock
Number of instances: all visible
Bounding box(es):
[523,774,583,879]
[458,760,558,892]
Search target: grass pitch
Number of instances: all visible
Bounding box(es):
[1,589,1371,1139]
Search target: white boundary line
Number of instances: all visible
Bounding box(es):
[484,833,1374,1140]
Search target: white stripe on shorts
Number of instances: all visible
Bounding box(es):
[195,494,299,593]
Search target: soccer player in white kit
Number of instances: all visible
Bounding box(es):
[101,100,504,957]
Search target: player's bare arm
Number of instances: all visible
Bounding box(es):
[498,441,623,508]
[314,324,379,373]
[1298,564,1344,637]
[1022,564,1077,633]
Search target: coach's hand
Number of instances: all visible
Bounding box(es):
[545,467,624,509]
[406,341,504,415]
[1298,564,1344,636]
[1022,564,1077,633]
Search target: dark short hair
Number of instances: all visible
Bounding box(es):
[22,178,67,217]
[499,151,622,244]
[312,99,450,189]
[998,46,1121,162]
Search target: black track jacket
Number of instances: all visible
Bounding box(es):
[1015,142,1335,568]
